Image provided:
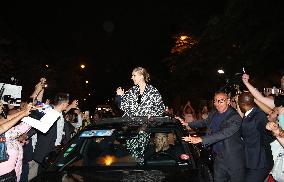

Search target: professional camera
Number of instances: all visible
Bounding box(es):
[0,83,22,106]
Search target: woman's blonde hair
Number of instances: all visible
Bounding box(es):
[133,67,150,83]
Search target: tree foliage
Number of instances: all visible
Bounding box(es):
[163,0,284,109]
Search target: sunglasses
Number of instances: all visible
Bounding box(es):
[214,98,227,104]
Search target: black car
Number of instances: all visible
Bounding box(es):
[31,116,213,182]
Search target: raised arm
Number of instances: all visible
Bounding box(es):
[30,78,46,103]
[254,99,272,114]
[65,99,79,113]
[242,74,275,109]
[0,104,32,134]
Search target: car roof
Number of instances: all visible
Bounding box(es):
[95,116,178,127]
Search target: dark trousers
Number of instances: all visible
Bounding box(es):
[19,162,29,182]
[244,167,270,182]
[214,158,245,182]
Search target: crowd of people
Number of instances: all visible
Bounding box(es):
[116,66,284,181]
[1,66,284,182]
[178,73,284,182]
[0,78,92,182]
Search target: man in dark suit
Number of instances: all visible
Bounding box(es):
[237,92,274,182]
[180,91,245,182]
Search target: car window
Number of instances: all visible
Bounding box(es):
[144,131,185,163]
[83,135,137,166]
[52,126,191,169]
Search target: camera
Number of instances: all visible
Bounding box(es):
[0,83,22,106]
[3,95,18,105]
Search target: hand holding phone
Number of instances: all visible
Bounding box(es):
[40,78,46,84]
[39,78,47,88]
[242,67,246,74]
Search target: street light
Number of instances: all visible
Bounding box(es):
[217,69,225,74]
[180,35,188,40]
[80,64,86,69]
[85,80,89,84]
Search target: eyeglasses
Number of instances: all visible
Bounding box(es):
[214,98,227,104]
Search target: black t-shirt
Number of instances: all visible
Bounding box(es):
[274,95,284,107]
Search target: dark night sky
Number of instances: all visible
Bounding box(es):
[0,1,225,106]
[1,1,224,59]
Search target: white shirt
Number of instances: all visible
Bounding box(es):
[244,107,254,117]
[55,113,65,146]
[75,114,83,131]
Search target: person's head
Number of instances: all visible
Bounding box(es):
[169,108,174,115]
[167,132,176,145]
[238,92,255,113]
[52,93,70,112]
[213,92,230,113]
[184,104,194,115]
[202,105,209,113]
[64,112,74,122]
[154,133,169,152]
[131,67,150,85]
[184,113,195,123]
[83,111,90,121]
[268,107,279,122]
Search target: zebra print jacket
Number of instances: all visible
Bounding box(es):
[120,84,165,117]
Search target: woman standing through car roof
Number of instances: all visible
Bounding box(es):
[115,67,165,164]
[116,66,165,117]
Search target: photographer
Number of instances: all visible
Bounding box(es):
[18,77,47,182]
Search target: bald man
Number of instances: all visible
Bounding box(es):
[181,91,245,182]
[238,92,275,182]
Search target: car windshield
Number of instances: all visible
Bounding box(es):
[53,126,189,168]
